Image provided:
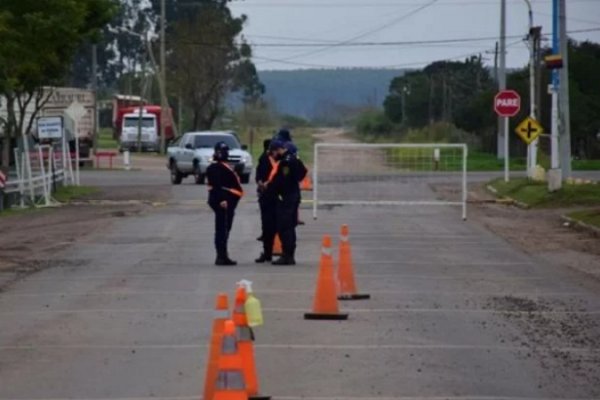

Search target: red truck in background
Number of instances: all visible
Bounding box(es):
[112,95,174,152]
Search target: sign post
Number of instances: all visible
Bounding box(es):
[65,101,87,186]
[515,117,544,145]
[494,90,521,182]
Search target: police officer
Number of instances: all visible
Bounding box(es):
[268,139,304,265]
[206,142,244,266]
[255,139,278,263]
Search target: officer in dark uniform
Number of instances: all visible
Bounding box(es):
[255,139,278,263]
[206,142,244,266]
[268,139,304,265]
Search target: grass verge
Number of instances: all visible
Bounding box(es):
[567,209,600,229]
[488,178,600,208]
[98,128,118,149]
[53,185,99,203]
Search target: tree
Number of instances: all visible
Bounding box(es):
[168,0,263,130]
[67,0,157,92]
[0,0,116,168]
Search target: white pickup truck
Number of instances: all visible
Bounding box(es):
[166,131,253,185]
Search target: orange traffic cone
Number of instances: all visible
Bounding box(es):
[304,235,348,320]
[272,234,283,256]
[337,225,370,301]
[203,293,230,400]
[233,286,270,400]
[300,175,313,191]
[213,320,248,400]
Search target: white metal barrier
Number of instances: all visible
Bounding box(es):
[312,143,468,220]
[4,145,70,207]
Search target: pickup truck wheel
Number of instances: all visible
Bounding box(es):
[170,161,183,185]
[193,162,205,185]
[240,173,250,184]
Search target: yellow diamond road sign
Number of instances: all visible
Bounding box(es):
[515,117,544,145]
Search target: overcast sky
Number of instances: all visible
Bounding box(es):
[228,0,600,71]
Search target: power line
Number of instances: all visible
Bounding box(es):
[170,27,600,49]
[253,39,524,69]
[279,0,440,61]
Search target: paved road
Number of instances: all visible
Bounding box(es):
[1,168,599,399]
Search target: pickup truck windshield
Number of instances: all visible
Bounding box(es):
[193,135,240,149]
[124,117,155,128]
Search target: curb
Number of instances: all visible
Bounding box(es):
[561,215,600,238]
[485,185,530,209]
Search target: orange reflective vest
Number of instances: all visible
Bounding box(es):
[221,162,244,198]
[267,156,279,184]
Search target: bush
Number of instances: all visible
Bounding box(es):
[354,110,394,136]
[402,122,482,150]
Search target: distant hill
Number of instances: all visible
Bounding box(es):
[257,68,406,120]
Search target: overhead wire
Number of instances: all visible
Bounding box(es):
[278,0,440,61]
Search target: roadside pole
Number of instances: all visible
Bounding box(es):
[75,120,80,186]
[559,0,572,178]
[160,0,167,154]
[549,0,562,191]
[524,0,536,178]
[92,44,98,157]
[499,0,509,180]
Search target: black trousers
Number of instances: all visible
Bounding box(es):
[210,202,236,259]
[276,197,299,258]
[259,196,277,257]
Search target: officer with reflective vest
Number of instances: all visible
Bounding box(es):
[267,139,305,265]
[206,142,244,266]
[255,139,278,263]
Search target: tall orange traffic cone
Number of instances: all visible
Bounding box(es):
[233,286,270,400]
[300,175,313,191]
[337,225,370,301]
[272,234,282,256]
[213,320,248,400]
[203,293,230,400]
[304,235,348,320]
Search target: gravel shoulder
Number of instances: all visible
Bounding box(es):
[0,180,170,290]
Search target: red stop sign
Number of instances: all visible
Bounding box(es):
[494,90,521,117]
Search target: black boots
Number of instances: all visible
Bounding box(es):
[255,253,272,263]
[215,256,237,266]
[272,256,296,266]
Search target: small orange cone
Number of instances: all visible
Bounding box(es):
[213,320,248,400]
[300,175,313,191]
[272,234,283,256]
[233,286,270,400]
[304,235,348,320]
[337,225,370,301]
[203,293,230,400]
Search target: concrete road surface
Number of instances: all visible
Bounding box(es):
[1,168,599,399]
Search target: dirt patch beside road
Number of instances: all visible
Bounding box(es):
[0,184,170,290]
[466,184,600,279]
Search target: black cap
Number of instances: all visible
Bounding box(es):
[214,141,230,161]
[276,129,292,142]
[263,139,272,151]
[269,139,285,151]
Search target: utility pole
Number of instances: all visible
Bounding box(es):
[159,0,167,154]
[499,0,509,181]
[524,0,536,178]
[559,0,572,178]
[401,85,409,127]
[534,31,542,125]
[493,41,499,83]
[91,44,98,156]
[548,0,562,191]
